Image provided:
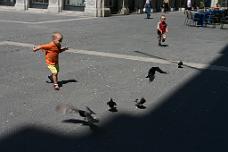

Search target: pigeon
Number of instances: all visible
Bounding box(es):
[107,98,118,112]
[178,61,183,68]
[134,98,146,109]
[56,103,99,124]
[146,67,167,82]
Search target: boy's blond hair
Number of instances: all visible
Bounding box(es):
[52,32,63,40]
[160,15,166,20]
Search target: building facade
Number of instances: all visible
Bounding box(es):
[0,0,226,17]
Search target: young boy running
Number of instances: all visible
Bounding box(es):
[33,32,68,90]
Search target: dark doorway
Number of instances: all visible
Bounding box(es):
[0,0,15,6]
[128,0,136,13]
[29,0,48,9]
[110,0,120,14]
[63,0,85,11]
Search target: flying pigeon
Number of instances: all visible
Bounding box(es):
[134,98,146,109]
[146,67,167,82]
[107,98,118,112]
[56,103,99,124]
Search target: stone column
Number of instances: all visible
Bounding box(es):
[85,0,110,17]
[120,0,129,15]
[99,0,111,17]
[48,0,61,13]
[15,0,29,10]
[97,0,103,16]
[59,0,64,12]
[85,0,98,16]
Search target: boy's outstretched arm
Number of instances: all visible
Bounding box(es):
[60,47,69,53]
[33,45,41,52]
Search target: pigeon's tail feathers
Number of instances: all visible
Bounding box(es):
[86,114,99,123]
[86,106,96,115]
[56,103,79,114]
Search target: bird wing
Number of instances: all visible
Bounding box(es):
[139,98,146,104]
[86,106,96,115]
[155,67,167,74]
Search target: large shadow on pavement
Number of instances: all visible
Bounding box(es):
[0,45,228,152]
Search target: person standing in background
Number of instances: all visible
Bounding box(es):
[163,0,169,13]
[144,0,152,19]
[187,0,192,10]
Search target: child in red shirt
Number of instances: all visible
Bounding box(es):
[157,15,168,46]
[33,32,68,90]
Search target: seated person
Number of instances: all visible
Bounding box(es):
[212,3,221,10]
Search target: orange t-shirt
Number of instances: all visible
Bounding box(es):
[39,41,61,65]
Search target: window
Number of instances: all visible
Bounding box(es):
[0,0,16,6]
[30,0,48,9]
[63,0,85,11]
[31,0,48,4]
[64,0,85,6]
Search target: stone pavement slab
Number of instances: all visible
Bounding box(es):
[0,11,228,152]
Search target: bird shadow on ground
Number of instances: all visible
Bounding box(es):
[136,105,146,109]
[134,50,201,70]
[160,44,168,47]
[144,17,154,19]
[0,45,228,152]
[63,119,99,131]
[62,119,86,125]
[108,108,118,112]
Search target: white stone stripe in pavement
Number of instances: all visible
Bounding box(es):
[0,41,227,72]
[0,17,97,24]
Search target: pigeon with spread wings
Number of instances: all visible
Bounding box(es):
[56,103,99,124]
[146,66,167,82]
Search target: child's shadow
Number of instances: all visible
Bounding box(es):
[46,79,77,87]
[144,17,154,19]
[58,79,77,87]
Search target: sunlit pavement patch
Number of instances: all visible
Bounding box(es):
[0,40,228,72]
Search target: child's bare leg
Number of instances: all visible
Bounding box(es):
[52,73,60,90]
[158,35,161,45]
[52,73,58,85]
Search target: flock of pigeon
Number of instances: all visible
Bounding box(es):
[56,61,184,126]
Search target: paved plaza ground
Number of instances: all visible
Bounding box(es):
[0,10,228,152]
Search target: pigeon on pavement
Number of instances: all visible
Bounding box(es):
[107,98,118,112]
[134,98,147,109]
